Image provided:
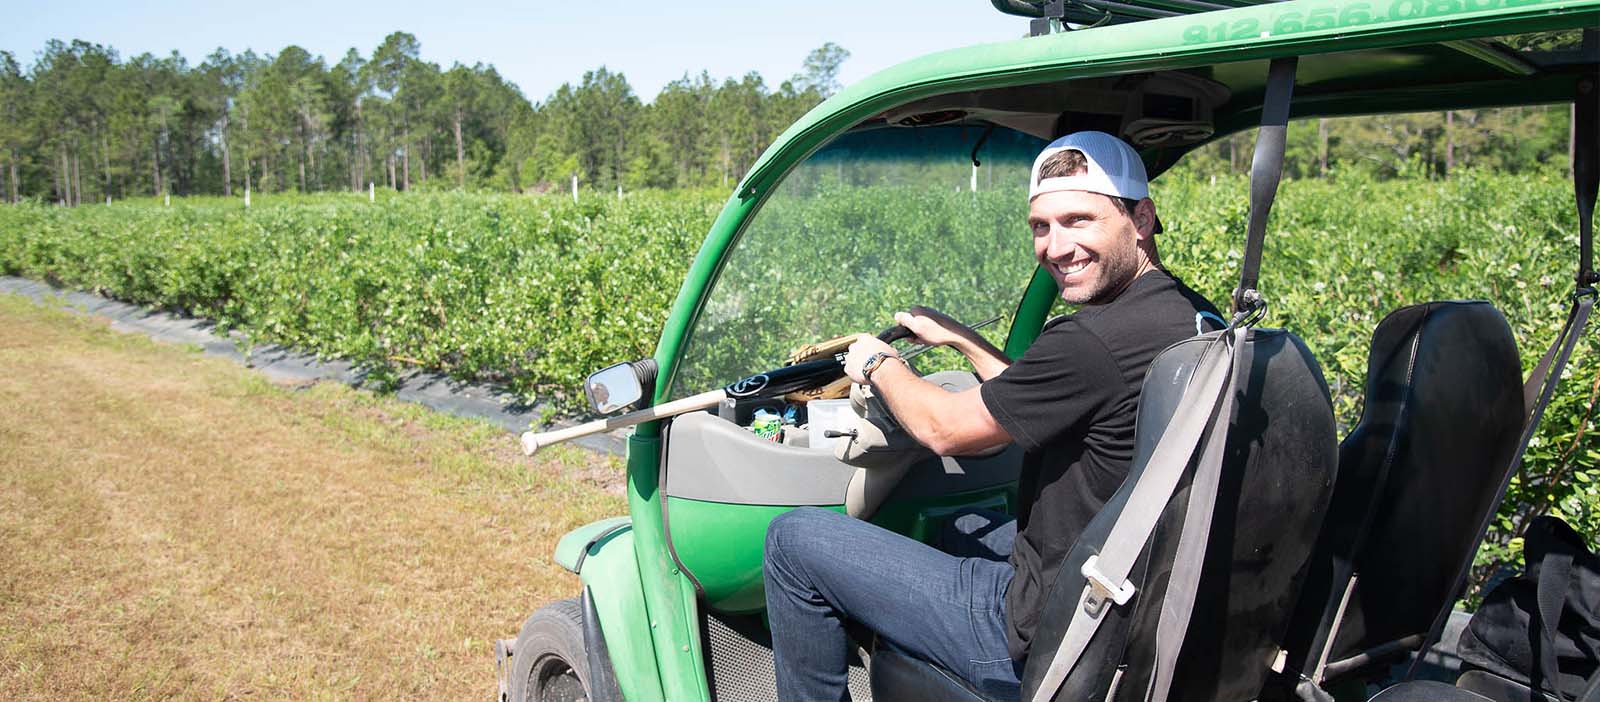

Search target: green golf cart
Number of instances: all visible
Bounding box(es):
[495,0,1600,699]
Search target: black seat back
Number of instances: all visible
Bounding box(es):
[1021,328,1339,701]
[1279,301,1525,689]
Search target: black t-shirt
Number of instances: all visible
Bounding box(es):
[980,268,1221,660]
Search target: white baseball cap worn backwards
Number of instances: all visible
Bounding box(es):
[1028,131,1150,202]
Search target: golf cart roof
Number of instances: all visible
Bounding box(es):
[994,0,1329,28]
[734,0,1598,198]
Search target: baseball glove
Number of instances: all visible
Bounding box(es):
[784,333,859,402]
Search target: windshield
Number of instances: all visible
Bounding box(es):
[671,124,1047,396]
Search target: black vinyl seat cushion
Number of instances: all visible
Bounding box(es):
[1367,680,1495,702]
[871,640,996,702]
[1454,670,1564,702]
[871,329,1339,702]
[1277,301,1525,691]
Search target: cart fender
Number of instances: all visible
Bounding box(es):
[555,517,667,702]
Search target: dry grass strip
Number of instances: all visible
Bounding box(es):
[0,295,626,700]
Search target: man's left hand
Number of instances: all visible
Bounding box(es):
[843,334,896,385]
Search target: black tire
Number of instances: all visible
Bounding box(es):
[509,598,594,702]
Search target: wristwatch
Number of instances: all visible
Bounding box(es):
[860,351,902,384]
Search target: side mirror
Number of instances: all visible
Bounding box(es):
[585,359,657,415]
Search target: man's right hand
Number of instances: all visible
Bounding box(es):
[893,306,971,348]
[894,306,1012,381]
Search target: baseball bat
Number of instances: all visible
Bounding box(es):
[520,357,857,455]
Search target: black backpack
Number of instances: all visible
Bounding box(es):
[1457,516,1600,701]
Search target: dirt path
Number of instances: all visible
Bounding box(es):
[0,295,626,700]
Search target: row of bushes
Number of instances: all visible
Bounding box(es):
[0,190,714,406]
[1,172,1595,582]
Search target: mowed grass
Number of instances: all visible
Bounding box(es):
[0,294,627,700]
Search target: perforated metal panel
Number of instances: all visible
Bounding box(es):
[703,611,872,701]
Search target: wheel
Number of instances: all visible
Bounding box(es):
[508,598,596,702]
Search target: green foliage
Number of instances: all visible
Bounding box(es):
[0,190,717,409]
[0,35,837,204]
[1,170,1594,588]
[1158,168,1599,594]
[796,43,851,99]
[1179,107,1572,184]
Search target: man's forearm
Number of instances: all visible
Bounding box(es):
[891,307,1010,380]
[949,333,1010,381]
[868,359,1008,456]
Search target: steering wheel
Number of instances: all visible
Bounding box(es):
[877,324,915,345]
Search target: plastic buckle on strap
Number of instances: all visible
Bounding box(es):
[1080,554,1136,616]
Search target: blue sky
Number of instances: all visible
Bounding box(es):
[3,1,1028,102]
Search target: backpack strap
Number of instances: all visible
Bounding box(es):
[1536,543,1576,700]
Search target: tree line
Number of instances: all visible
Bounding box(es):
[0,31,1579,206]
[1185,105,1574,182]
[0,33,848,203]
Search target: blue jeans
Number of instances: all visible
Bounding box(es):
[763,506,1020,701]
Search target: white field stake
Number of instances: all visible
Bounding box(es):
[521,389,726,455]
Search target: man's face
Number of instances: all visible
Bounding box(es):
[1028,189,1146,305]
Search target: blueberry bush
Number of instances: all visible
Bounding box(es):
[1,171,1594,586]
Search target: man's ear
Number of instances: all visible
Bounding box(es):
[1133,198,1158,239]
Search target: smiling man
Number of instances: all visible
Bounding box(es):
[762,131,1223,700]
